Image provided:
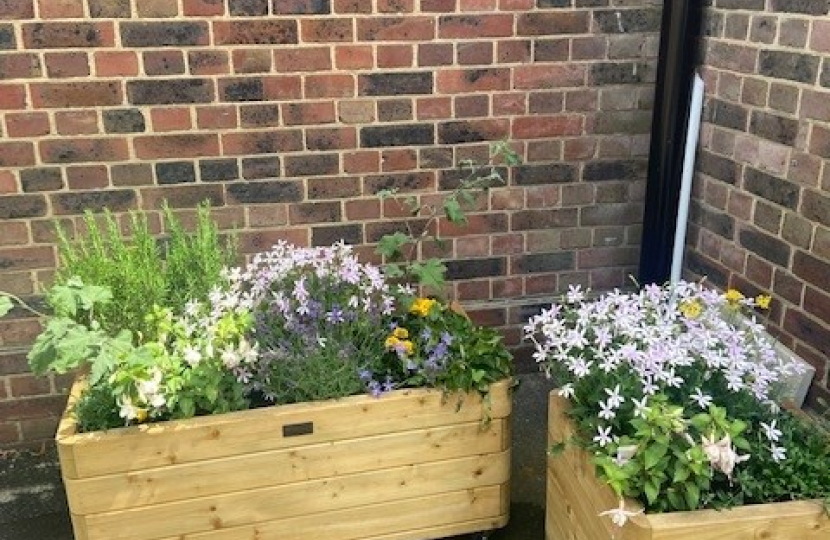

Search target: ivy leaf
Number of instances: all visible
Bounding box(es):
[443,197,466,224]
[376,231,410,259]
[0,296,12,318]
[410,260,447,290]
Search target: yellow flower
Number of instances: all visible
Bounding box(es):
[136,408,148,423]
[679,300,702,319]
[384,335,400,350]
[401,340,414,355]
[392,327,409,339]
[724,289,744,304]
[756,294,771,310]
[409,297,437,317]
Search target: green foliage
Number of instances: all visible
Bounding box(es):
[376,141,521,293]
[56,202,237,340]
[0,296,12,317]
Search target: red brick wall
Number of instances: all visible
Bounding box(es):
[691,0,830,412]
[0,0,661,448]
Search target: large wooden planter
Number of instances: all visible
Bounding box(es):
[546,393,829,540]
[57,379,512,540]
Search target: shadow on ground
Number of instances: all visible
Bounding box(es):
[0,373,554,540]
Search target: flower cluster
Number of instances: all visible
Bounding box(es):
[527,281,828,521]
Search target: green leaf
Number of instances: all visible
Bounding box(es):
[443,197,466,224]
[0,296,13,318]
[376,232,410,259]
[644,442,668,470]
[685,483,701,509]
[672,465,690,484]
[644,478,660,505]
[410,260,447,290]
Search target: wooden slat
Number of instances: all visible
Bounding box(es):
[155,486,505,540]
[77,450,510,540]
[58,378,512,479]
[65,419,506,514]
[547,392,830,540]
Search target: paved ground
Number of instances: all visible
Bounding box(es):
[0,373,554,540]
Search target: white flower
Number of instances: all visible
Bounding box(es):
[759,420,781,442]
[631,396,650,418]
[183,345,202,366]
[770,445,787,462]
[598,499,643,527]
[690,387,713,409]
[566,284,585,304]
[614,445,638,466]
[557,383,575,399]
[593,425,613,447]
[701,432,750,480]
[604,385,625,408]
[598,399,617,420]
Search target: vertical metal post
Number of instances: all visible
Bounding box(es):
[637,1,703,285]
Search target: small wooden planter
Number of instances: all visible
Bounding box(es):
[57,379,512,540]
[546,393,829,540]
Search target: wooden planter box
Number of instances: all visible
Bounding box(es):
[546,393,829,540]
[57,379,512,540]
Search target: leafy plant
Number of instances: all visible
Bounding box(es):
[56,202,237,340]
[376,141,520,293]
[526,281,827,523]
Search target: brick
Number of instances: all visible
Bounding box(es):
[455,94,488,117]
[380,148,416,171]
[182,0,224,16]
[513,115,581,139]
[88,0,132,17]
[343,150,379,173]
[308,176,360,199]
[358,72,433,97]
[0,142,34,167]
[227,181,302,204]
[142,185,224,210]
[778,18,809,49]
[594,8,661,33]
[705,41,756,73]
[0,396,67,422]
[781,212,812,249]
[188,51,229,76]
[134,0,177,16]
[783,309,830,360]
[143,50,185,76]
[110,163,153,187]
[5,112,49,138]
[101,108,145,133]
[591,62,654,85]
[214,20,298,45]
[515,64,585,89]
[222,130,303,155]
[20,168,63,192]
[334,0,371,12]
[0,52,41,79]
[274,47,331,72]
[232,49,272,73]
[435,68,509,94]
[23,22,114,48]
[127,79,212,105]
[0,221,29,245]
[66,165,109,190]
[378,0,413,11]
[272,0,330,13]
[32,81,121,108]
[0,0,34,18]
[335,45,373,70]
[0,194,46,219]
[135,134,219,160]
[758,50,820,84]
[289,201,341,224]
[284,154,338,177]
[121,22,208,47]
[301,19,353,42]
[698,151,738,185]
[364,171,433,194]
[518,12,589,35]
[753,200,783,234]
[737,226,790,267]
[446,257,505,280]
[196,106,237,130]
[513,208,578,231]
[377,99,412,122]
[41,138,127,164]
[439,119,508,144]
[358,17,434,41]
[744,168,799,210]
[793,250,830,291]
[377,44,414,68]
[583,159,646,182]
[43,52,89,80]
[0,24,14,49]
[361,123,434,148]
[239,104,280,128]
[438,14,513,38]
[94,51,138,77]
[52,189,135,215]
[418,43,453,67]
[304,74,354,99]
[312,224,361,247]
[802,190,830,228]
[0,245,54,271]
[54,110,97,135]
[770,0,828,15]
[0,83,25,110]
[229,0,268,15]
[416,97,451,120]
[150,107,191,132]
[219,77,264,102]
[155,161,196,184]
[9,374,51,398]
[705,98,748,131]
[307,127,357,151]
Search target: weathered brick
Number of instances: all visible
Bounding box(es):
[438,119,508,144]
[359,72,433,96]
[0,24,15,49]
[4,112,49,138]
[802,189,830,228]
[593,8,661,33]
[103,109,145,133]
[705,98,748,131]
[513,208,578,231]
[737,227,790,267]
[214,20,298,45]
[438,14,514,38]
[0,142,35,167]
[0,195,46,219]
[515,64,585,89]
[44,51,89,78]
[228,0,268,15]
[361,124,434,148]
[749,15,777,44]
[691,201,735,239]
[31,81,121,108]
[698,151,738,185]
[312,224,361,246]
[514,163,576,185]
[517,12,589,35]
[284,154,339,177]
[52,189,136,215]
[154,161,196,184]
[358,16,434,41]
[581,203,642,226]
[758,50,820,84]
[40,138,128,164]
[272,0,331,13]
[238,104,279,128]
[127,79,213,105]
[513,252,574,274]
[435,68,509,94]
[743,168,799,210]
[120,22,208,47]
[0,83,26,109]
[753,200,783,234]
[150,107,191,132]
[141,185,224,209]
[135,0,179,16]
[307,127,357,151]
[457,42,492,66]
[134,134,219,160]
[88,0,132,17]
[182,0,224,16]
[0,0,34,18]
[770,0,828,15]
[223,130,303,155]
[749,111,798,146]
[143,50,184,76]
[377,99,412,122]
[289,201,341,224]
[66,165,109,190]
[364,172,433,194]
[583,159,647,182]
[783,309,830,359]
[446,257,505,280]
[20,168,63,192]
[273,46,331,73]
[227,181,302,204]
[513,114,581,139]
[23,22,114,48]
[304,74,354,99]
[54,110,97,135]
[219,77,264,102]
